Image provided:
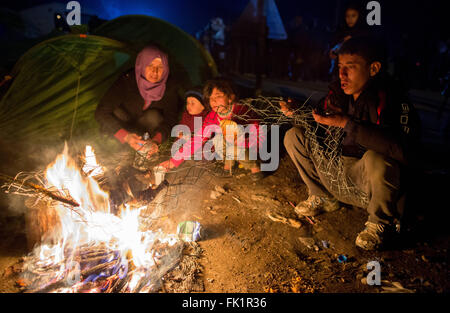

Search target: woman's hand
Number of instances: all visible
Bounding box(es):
[145,141,159,158]
[125,133,146,151]
[159,159,176,172]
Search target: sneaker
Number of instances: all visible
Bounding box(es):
[294,195,339,217]
[355,221,386,250]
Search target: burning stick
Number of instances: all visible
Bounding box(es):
[15,146,186,293]
[0,173,80,207]
[80,260,118,278]
[152,253,167,293]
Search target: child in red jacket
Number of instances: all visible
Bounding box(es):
[160,78,264,180]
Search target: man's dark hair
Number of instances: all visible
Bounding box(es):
[338,36,387,67]
[202,78,238,109]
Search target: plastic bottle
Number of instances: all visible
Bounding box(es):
[133,132,151,171]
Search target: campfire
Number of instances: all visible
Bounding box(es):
[9,145,187,293]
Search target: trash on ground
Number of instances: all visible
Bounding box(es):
[267,211,302,228]
[232,196,241,203]
[298,236,316,249]
[210,190,223,199]
[177,221,202,242]
[381,280,415,293]
[214,185,226,194]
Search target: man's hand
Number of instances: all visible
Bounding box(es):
[280,100,294,117]
[125,133,146,151]
[159,159,176,172]
[312,111,349,128]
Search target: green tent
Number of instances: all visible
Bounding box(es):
[0,15,217,147]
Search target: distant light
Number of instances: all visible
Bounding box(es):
[57,14,61,19]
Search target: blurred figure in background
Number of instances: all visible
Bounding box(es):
[196,17,227,74]
[287,15,311,81]
[328,3,370,78]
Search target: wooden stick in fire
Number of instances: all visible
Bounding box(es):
[0,173,80,207]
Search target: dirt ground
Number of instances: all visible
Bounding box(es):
[0,144,448,293]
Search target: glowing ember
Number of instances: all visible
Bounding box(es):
[21,145,181,293]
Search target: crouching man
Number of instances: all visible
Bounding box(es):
[282,37,420,250]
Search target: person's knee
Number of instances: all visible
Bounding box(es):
[363,150,400,183]
[363,150,385,168]
[284,127,304,150]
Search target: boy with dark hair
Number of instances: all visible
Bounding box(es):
[282,36,420,250]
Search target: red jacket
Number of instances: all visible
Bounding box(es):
[170,103,264,167]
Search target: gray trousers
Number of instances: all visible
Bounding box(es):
[284,126,402,225]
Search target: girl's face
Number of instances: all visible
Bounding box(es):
[186,97,205,115]
[145,57,164,83]
[209,87,234,114]
[345,8,359,28]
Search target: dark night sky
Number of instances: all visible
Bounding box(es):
[1,0,448,40]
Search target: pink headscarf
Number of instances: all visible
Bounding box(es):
[135,46,169,110]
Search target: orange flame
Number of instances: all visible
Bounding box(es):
[29,144,178,292]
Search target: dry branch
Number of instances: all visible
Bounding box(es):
[0,173,80,207]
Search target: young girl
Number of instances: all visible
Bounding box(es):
[328,3,370,76]
[160,78,265,181]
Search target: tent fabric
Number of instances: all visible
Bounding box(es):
[264,0,287,40]
[0,34,133,143]
[0,15,217,145]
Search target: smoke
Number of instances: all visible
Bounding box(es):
[1,194,26,215]
[0,137,69,218]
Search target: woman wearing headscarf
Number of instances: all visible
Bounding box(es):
[95,45,181,156]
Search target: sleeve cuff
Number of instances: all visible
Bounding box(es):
[343,119,357,133]
[170,157,184,168]
[114,129,129,144]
